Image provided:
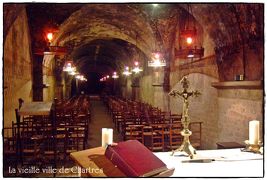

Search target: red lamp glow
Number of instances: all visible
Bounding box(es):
[186,37,193,45]
[47,33,53,42]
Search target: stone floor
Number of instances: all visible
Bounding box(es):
[87,99,123,148]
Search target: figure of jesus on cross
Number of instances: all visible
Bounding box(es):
[169,76,201,159]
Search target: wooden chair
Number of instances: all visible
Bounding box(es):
[125,125,144,144]
[3,123,18,169]
[148,124,166,152]
[170,114,182,124]
[41,122,58,168]
[122,112,135,140]
[64,125,86,158]
[20,120,43,166]
[189,122,202,149]
[167,123,183,150]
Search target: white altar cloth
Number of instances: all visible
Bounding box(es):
[155,148,263,177]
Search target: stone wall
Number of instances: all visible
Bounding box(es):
[217,89,263,144]
[3,8,33,127]
[139,75,154,105]
[169,73,263,149]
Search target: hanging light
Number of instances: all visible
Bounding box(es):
[148,52,166,67]
[132,61,143,74]
[112,72,119,79]
[175,4,204,59]
[63,61,76,72]
[75,74,82,80]
[68,69,77,76]
[80,76,87,81]
[46,32,53,43]
[123,66,132,76]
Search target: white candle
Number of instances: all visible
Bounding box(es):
[102,128,107,147]
[249,120,259,145]
[107,128,113,145]
[101,128,113,147]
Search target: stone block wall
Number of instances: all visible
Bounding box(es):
[3,8,32,127]
[217,89,263,144]
[139,75,154,105]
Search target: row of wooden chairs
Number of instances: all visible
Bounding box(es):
[104,96,202,152]
[3,95,91,172]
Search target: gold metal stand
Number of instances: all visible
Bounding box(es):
[169,76,201,159]
[242,140,263,154]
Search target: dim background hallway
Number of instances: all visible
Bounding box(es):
[87,96,122,148]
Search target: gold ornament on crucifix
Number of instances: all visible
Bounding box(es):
[169,76,201,159]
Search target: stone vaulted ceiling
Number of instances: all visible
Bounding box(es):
[4,3,263,77]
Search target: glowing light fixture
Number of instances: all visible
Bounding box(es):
[132,61,143,74]
[75,74,87,81]
[75,74,82,79]
[68,69,77,76]
[63,61,76,72]
[175,4,204,59]
[123,66,132,76]
[112,72,119,79]
[148,52,166,67]
[152,4,159,7]
[186,37,193,45]
[47,33,53,43]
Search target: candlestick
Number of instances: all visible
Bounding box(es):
[242,120,262,154]
[249,120,259,145]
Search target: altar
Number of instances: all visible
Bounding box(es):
[70,147,263,177]
[155,148,263,177]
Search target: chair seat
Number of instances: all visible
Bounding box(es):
[69,134,85,138]
[23,149,40,154]
[4,149,16,155]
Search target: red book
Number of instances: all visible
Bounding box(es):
[104,140,167,177]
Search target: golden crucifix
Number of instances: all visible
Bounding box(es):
[169,76,201,159]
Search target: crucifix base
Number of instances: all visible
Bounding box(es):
[171,132,197,159]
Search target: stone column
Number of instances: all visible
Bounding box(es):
[152,68,170,111]
[131,76,140,101]
[32,54,44,101]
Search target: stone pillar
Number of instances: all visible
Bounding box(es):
[131,76,140,101]
[54,57,64,100]
[32,54,44,101]
[152,68,170,111]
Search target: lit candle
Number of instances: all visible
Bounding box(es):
[106,128,113,145]
[102,128,107,147]
[101,128,113,147]
[249,120,259,145]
